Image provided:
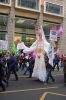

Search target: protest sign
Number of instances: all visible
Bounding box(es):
[17,42,24,50]
[50,30,57,41]
[0,40,8,50]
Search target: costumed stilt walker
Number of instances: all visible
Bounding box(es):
[32,31,47,82]
[22,24,52,82]
[17,0,54,82]
[16,26,54,82]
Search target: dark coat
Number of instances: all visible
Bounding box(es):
[53,54,60,64]
[63,60,66,73]
[9,56,17,70]
[0,59,5,80]
[29,56,35,69]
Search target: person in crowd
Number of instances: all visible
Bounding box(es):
[19,52,25,70]
[53,54,60,71]
[63,56,66,85]
[0,53,8,91]
[23,54,29,75]
[28,53,35,78]
[60,54,64,68]
[45,54,55,85]
[7,52,18,81]
[6,51,11,70]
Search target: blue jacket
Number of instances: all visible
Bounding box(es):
[53,55,60,64]
[10,56,17,69]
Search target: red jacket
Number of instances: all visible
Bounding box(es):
[61,55,64,61]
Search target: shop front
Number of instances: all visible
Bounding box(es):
[0,14,61,47]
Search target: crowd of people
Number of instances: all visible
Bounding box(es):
[0,51,18,91]
[0,28,66,92]
[0,50,35,91]
[0,48,65,92]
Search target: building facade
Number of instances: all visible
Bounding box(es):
[0,0,64,52]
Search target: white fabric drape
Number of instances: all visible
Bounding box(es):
[17,25,54,82]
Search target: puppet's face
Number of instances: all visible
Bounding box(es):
[38,32,42,40]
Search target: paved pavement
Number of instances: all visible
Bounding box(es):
[0,68,66,100]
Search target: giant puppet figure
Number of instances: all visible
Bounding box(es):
[32,31,47,82]
[17,25,54,82]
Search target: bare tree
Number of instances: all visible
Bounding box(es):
[7,0,15,49]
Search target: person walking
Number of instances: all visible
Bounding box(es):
[45,55,55,85]
[53,54,60,71]
[7,53,18,81]
[63,56,66,85]
[28,53,35,78]
[0,54,8,91]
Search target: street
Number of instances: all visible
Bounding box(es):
[0,68,66,100]
[0,0,65,100]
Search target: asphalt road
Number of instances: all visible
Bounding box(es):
[0,68,66,100]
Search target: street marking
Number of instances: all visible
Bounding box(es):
[0,86,58,94]
[40,92,48,100]
[40,92,66,100]
[48,92,66,96]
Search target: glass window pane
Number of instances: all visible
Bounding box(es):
[0,32,6,40]
[18,0,39,10]
[0,0,9,4]
[46,2,63,15]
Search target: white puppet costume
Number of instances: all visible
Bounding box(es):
[32,33,47,82]
[18,26,54,82]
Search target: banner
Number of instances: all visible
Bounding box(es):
[48,42,54,66]
[17,42,24,50]
[50,30,57,41]
[0,40,8,50]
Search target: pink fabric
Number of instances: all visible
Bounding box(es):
[57,26,64,37]
[55,49,61,57]
[33,51,36,59]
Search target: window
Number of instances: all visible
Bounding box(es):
[46,2,63,15]
[0,15,7,40]
[0,31,6,40]
[17,0,39,10]
[0,0,10,4]
[0,25,7,40]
